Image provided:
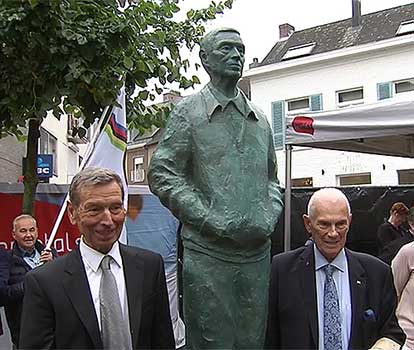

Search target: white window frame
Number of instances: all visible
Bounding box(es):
[336,172,371,186]
[336,87,364,108]
[282,43,316,60]
[393,79,414,96]
[286,96,311,113]
[131,156,145,183]
[291,177,313,187]
[397,168,414,185]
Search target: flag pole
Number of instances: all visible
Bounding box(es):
[45,105,112,250]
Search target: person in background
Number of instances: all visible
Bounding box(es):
[391,206,414,350]
[265,188,405,350]
[126,192,185,349]
[1,214,56,349]
[377,202,410,264]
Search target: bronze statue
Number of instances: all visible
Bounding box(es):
[148,28,283,349]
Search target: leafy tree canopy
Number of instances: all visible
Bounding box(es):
[0,0,233,138]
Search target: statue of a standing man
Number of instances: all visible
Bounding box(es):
[148,28,283,349]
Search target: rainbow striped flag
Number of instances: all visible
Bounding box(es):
[104,111,127,151]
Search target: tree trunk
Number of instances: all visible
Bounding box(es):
[22,118,41,215]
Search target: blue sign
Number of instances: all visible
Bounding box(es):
[37,154,53,179]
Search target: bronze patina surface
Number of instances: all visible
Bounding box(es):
[149,28,283,349]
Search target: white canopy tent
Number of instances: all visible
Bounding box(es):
[283,99,414,251]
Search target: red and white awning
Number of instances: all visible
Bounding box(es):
[286,100,414,157]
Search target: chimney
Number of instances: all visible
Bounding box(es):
[249,57,259,69]
[352,0,362,27]
[279,23,295,40]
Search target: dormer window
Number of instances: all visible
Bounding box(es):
[336,87,364,108]
[396,20,414,35]
[287,97,310,112]
[282,43,316,60]
[395,80,414,94]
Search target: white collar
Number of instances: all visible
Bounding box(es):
[79,237,122,272]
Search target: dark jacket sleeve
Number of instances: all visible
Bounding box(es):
[0,248,11,306]
[19,271,55,349]
[1,249,25,302]
[5,281,24,302]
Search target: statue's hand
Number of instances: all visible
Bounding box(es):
[225,217,245,236]
[200,211,227,236]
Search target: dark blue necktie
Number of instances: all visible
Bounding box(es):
[323,264,342,350]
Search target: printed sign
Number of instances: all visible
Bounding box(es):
[37,154,53,179]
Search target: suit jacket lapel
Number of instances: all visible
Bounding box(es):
[121,245,144,348]
[299,244,318,347]
[62,249,102,349]
[346,249,367,349]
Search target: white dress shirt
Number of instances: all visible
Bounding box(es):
[314,245,352,350]
[19,246,41,269]
[79,238,131,333]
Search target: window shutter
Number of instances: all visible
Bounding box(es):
[310,94,323,111]
[377,82,392,100]
[271,101,285,151]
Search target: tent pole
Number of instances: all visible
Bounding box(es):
[284,144,292,252]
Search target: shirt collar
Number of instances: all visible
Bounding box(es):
[203,83,258,121]
[17,244,36,257]
[79,237,122,273]
[314,244,346,273]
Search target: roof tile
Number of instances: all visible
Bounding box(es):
[259,3,414,67]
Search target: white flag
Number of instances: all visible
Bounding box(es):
[85,86,129,243]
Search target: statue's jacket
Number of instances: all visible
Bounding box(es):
[149,83,283,263]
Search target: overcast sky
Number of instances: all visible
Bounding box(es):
[172,0,414,92]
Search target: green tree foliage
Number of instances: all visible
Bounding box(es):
[0,0,233,214]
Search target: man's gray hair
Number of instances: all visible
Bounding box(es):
[307,188,351,219]
[69,167,124,208]
[12,214,37,232]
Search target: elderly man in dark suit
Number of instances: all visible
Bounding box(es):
[19,167,174,349]
[265,188,405,350]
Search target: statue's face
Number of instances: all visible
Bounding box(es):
[204,31,245,80]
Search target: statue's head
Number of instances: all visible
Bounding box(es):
[199,28,245,82]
